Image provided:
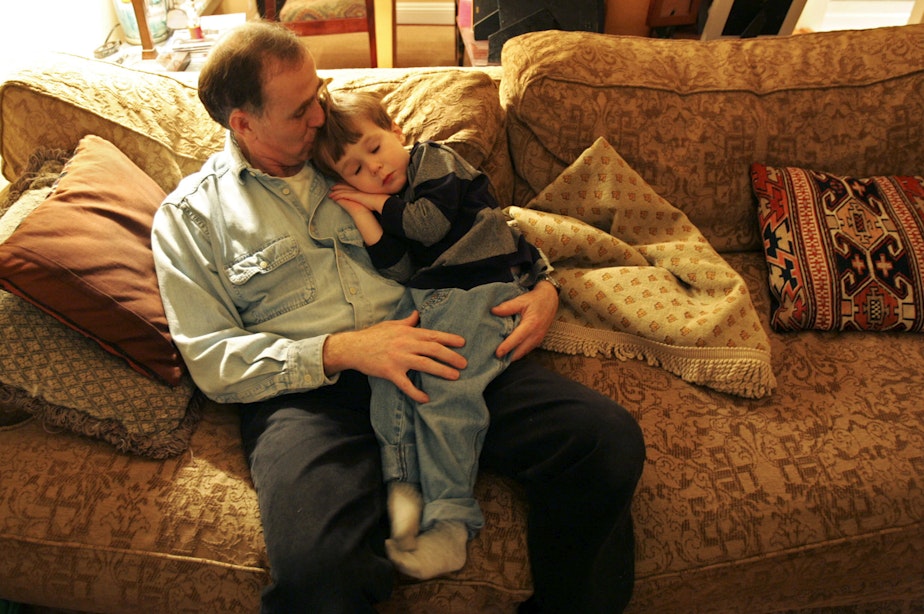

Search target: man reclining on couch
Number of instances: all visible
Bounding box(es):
[151,21,646,614]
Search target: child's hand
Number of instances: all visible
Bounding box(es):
[329,183,389,213]
[330,193,368,218]
[328,184,384,245]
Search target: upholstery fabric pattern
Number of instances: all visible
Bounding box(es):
[0,53,223,193]
[0,403,267,612]
[752,164,924,332]
[0,401,532,613]
[500,26,924,253]
[280,0,367,21]
[535,250,924,612]
[508,137,774,398]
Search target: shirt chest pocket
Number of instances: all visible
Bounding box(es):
[225,236,315,325]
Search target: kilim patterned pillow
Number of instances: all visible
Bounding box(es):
[751,164,924,332]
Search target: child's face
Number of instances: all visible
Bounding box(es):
[332,119,410,194]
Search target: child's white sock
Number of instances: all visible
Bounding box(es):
[385,519,468,579]
[387,481,422,551]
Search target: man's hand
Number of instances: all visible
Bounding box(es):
[323,311,467,404]
[492,280,559,361]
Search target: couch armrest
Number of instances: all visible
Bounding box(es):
[0,53,224,192]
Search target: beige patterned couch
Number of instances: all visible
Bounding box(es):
[2,24,923,614]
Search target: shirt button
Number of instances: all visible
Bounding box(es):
[282,188,291,195]
[349,287,358,295]
[260,261,268,269]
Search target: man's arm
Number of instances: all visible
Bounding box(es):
[152,203,333,403]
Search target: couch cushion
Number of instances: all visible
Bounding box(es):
[0,401,266,612]
[0,147,200,459]
[751,164,924,332]
[499,25,924,252]
[0,400,532,613]
[328,68,514,205]
[534,248,924,612]
[0,56,513,208]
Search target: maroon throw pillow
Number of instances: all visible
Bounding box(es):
[0,135,185,384]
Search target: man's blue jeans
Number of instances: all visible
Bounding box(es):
[370,280,526,535]
[240,336,646,614]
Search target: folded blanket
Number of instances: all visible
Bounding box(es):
[508,137,775,399]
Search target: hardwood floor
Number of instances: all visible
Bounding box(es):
[306,24,460,70]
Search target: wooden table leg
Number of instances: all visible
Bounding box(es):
[373,0,396,68]
[130,0,158,59]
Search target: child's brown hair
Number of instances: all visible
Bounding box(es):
[314,90,396,181]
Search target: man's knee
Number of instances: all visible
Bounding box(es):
[574,399,646,491]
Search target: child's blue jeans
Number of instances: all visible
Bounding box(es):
[370,280,526,535]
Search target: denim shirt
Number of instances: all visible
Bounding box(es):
[151,134,406,404]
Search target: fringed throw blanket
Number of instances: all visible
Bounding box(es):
[508,138,775,399]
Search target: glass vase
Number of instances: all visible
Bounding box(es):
[113,0,169,45]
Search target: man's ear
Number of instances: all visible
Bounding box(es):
[229,109,251,136]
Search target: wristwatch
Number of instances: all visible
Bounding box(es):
[536,273,562,294]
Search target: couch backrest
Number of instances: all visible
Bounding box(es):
[500,25,924,252]
[327,67,513,204]
[0,55,513,205]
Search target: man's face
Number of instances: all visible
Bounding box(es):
[233,55,327,177]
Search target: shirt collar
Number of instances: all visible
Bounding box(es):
[224,131,254,183]
[224,131,312,183]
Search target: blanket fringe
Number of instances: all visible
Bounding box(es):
[542,323,776,399]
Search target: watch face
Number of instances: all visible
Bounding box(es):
[539,275,562,292]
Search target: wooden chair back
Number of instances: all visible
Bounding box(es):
[261,0,378,67]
